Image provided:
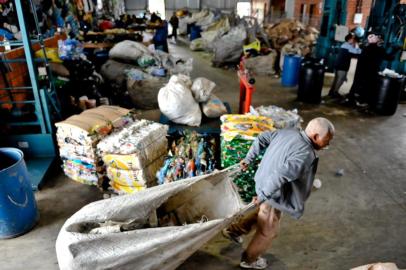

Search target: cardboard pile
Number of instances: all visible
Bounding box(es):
[55,106,134,186]
[266,19,319,51]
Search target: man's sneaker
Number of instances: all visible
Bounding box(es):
[240,257,268,269]
[221,228,243,244]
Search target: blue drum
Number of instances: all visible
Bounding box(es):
[0,148,38,239]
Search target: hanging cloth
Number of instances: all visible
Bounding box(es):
[75,0,84,11]
[83,0,94,13]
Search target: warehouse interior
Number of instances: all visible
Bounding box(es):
[0,0,405,270]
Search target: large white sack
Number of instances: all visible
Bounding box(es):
[153,50,193,76]
[55,166,248,270]
[109,40,151,62]
[196,12,215,30]
[191,77,216,102]
[158,75,201,126]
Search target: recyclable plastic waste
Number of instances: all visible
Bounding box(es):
[250,105,302,129]
[55,106,135,186]
[220,114,274,202]
[97,120,168,194]
[157,131,217,185]
[158,75,202,126]
[202,94,227,118]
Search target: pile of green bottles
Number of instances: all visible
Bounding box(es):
[221,136,265,203]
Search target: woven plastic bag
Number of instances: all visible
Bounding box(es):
[158,75,201,126]
[56,166,251,270]
[191,77,216,102]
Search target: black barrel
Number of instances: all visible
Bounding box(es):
[297,59,325,104]
[373,75,405,115]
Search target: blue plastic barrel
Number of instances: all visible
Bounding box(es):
[282,54,302,87]
[0,148,38,239]
[190,25,202,41]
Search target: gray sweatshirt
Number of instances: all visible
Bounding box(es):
[244,128,318,219]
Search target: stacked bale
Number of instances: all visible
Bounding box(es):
[55,106,134,186]
[97,120,168,194]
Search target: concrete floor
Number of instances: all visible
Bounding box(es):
[2,42,406,270]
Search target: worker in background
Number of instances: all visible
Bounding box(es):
[149,16,169,53]
[168,12,179,44]
[344,32,398,107]
[223,118,335,270]
[328,33,361,99]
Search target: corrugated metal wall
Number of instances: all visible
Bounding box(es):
[125,0,241,16]
[125,0,148,15]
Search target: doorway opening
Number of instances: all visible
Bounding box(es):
[148,0,165,19]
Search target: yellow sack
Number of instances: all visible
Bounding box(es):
[106,155,164,193]
[110,181,146,194]
[220,114,274,141]
[35,48,62,63]
[107,166,147,187]
[243,39,261,56]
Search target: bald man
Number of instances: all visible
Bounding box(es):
[223,117,335,269]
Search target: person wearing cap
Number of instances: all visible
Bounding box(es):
[328,33,361,99]
[222,118,335,269]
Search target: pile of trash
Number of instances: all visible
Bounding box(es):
[186,14,319,71]
[157,131,218,185]
[220,114,274,202]
[100,40,193,109]
[55,106,135,186]
[158,75,227,127]
[97,120,168,194]
[178,9,220,36]
[266,19,319,69]
[189,15,232,51]
[211,23,248,67]
[250,105,302,129]
[243,50,278,76]
[182,11,262,67]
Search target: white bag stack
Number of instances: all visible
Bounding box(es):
[97,120,168,194]
[55,106,134,186]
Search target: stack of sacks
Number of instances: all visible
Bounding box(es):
[97,120,168,194]
[158,75,227,127]
[178,9,214,35]
[250,105,302,129]
[190,16,231,51]
[220,114,274,202]
[55,106,134,186]
[101,40,193,109]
